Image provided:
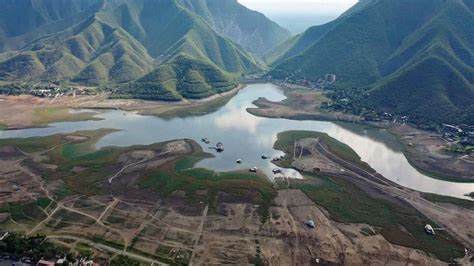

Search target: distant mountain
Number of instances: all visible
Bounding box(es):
[268,0,474,124]
[178,0,291,56]
[0,0,290,99]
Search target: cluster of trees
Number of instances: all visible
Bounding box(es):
[0,233,71,262]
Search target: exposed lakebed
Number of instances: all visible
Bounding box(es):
[1,84,473,199]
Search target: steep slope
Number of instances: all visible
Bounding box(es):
[264,0,375,65]
[269,0,474,124]
[96,0,262,73]
[0,16,154,83]
[0,0,104,52]
[0,0,103,38]
[178,0,291,56]
[0,0,271,93]
[113,54,237,101]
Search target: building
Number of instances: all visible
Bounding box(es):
[442,124,462,134]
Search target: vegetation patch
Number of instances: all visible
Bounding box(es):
[422,193,474,210]
[32,107,100,126]
[36,197,52,209]
[0,233,73,262]
[0,201,46,223]
[110,255,141,266]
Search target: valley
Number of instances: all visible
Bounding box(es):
[1,84,473,265]
[1,0,474,265]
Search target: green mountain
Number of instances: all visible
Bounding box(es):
[177,0,291,56]
[269,0,474,124]
[113,54,237,101]
[0,0,289,99]
[0,0,104,52]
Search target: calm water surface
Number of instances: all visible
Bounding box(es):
[1,84,473,199]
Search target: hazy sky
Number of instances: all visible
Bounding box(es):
[238,0,358,33]
[238,0,358,16]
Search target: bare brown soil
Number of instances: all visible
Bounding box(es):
[389,124,474,181]
[290,137,474,254]
[1,135,461,265]
[191,189,443,265]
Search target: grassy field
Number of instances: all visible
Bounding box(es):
[274,130,374,172]
[0,201,46,224]
[0,129,121,197]
[274,130,465,262]
[422,193,474,210]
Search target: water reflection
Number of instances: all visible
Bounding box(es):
[1,84,473,199]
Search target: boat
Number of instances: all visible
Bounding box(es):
[216,142,224,152]
[272,168,282,174]
[249,167,258,173]
[202,138,210,144]
[236,159,242,164]
[261,154,269,159]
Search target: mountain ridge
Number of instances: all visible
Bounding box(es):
[268,0,474,125]
[0,0,289,100]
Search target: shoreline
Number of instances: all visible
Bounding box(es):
[1,82,472,183]
[0,84,245,130]
[248,82,474,183]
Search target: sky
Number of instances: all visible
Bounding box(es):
[238,0,358,33]
[238,0,358,15]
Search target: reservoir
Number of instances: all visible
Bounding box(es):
[1,84,473,199]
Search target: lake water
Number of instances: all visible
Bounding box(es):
[1,84,473,199]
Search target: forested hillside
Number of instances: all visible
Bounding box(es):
[268,0,474,124]
[0,0,289,100]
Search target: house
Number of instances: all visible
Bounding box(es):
[216,142,224,152]
[442,124,462,134]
